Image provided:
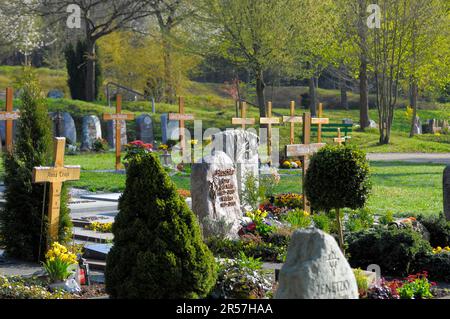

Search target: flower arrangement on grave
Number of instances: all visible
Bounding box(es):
[432,246,450,254]
[282,160,291,169]
[177,189,191,198]
[92,138,109,152]
[85,221,113,233]
[123,140,153,163]
[240,209,275,237]
[274,193,304,209]
[43,242,78,283]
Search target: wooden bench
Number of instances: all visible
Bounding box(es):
[311,123,353,137]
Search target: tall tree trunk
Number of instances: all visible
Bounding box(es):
[85,39,96,102]
[359,56,370,129]
[256,69,266,118]
[409,80,418,137]
[339,66,348,109]
[309,77,317,117]
[162,28,176,104]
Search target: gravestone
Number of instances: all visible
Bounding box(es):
[81,115,102,151]
[368,120,378,129]
[160,113,179,143]
[50,112,77,145]
[191,151,242,239]
[0,120,18,145]
[342,118,353,125]
[444,166,450,221]
[47,89,64,99]
[275,228,359,299]
[136,114,154,144]
[412,116,422,135]
[106,120,127,150]
[212,130,259,201]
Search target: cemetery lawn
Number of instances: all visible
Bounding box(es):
[64,161,445,217]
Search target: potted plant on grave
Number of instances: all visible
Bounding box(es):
[123,140,153,168]
[43,242,80,293]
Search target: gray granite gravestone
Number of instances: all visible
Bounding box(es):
[136,114,154,144]
[50,112,77,145]
[81,115,102,151]
[160,113,179,143]
[106,120,127,150]
[0,120,18,145]
[47,89,64,99]
[191,151,242,239]
[275,228,359,299]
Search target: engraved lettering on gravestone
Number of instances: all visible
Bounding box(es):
[327,249,340,276]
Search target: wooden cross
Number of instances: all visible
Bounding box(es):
[283,101,329,144]
[317,103,323,143]
[232,101,255,129]
[0,87,20,153]
[333,128,351,146]
[168,96,195,159]
[260,101,280,164]
[285,112,326,213]
[32,138,81,243]
[283,101,303,144]
[103,95,135,170]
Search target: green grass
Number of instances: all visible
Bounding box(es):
[67,161,445,217]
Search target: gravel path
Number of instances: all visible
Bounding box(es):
[367,153,450,164]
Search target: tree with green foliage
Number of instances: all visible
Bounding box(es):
[0,69,71,262]
[105,151,217,299]
[196,0,295,117]
[65,40,102,101]
[304,145,371,250]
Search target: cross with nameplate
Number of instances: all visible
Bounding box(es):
[0,87,20,153]
[260,101,280,164]
[103,94,135,170]
[32,137,81,243]
[283,101,329,144]
[169,96,195,159]
[232,101,255,130]
[286,112,326,213]
[334,128,346,146]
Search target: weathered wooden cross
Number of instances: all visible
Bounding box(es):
[232,101,255,130]
[286,112,326,213]
[169,96,195,159]
[260,101,280,164]
[334,128,346,146]
[32,137,81,243]
[283,101,329,144]
[103,94,135,170]
[0,87,20,153]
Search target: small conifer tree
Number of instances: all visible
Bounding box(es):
[105,152,217,298]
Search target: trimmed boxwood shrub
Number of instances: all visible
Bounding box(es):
[412,253,450,282]
[346,227,432,276]
[105,152,217,298]
[417,213,450,248]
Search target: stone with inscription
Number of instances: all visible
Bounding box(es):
[106,120,127,150]
[212,130,259,201]
[81,115,102,151]
[50,112,77,145]
[160,113,179,143]
[275,228,359,299]
[136,114,154,144]
[191,151,242,239]
[444,166,450,221]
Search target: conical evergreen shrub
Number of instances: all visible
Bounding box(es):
[0,69,72,262]
[105,152,217,298]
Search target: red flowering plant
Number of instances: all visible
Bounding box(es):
[123,140,153,163]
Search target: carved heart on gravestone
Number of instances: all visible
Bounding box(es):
[275,228,359,299]
[191,151,243,239]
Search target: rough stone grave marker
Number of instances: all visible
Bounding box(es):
[275,228,359,299]
[50,111,77,145]
[286,112,326,214]
[191,151,242,239]
[0,87,20,153]
[103,95,135,170]
[81,115,102,151]
[136,114,154,144]
[32,137,81,243]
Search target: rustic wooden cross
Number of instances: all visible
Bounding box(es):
[334,128,351,146]
[169,96,195,159]
[232,101,255,129]
[260,101,280,164]
[103,94,135,170]
[32,137,81,243]
[286,112,326,213]
[317,103,324,143]
[0,87,20,153]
